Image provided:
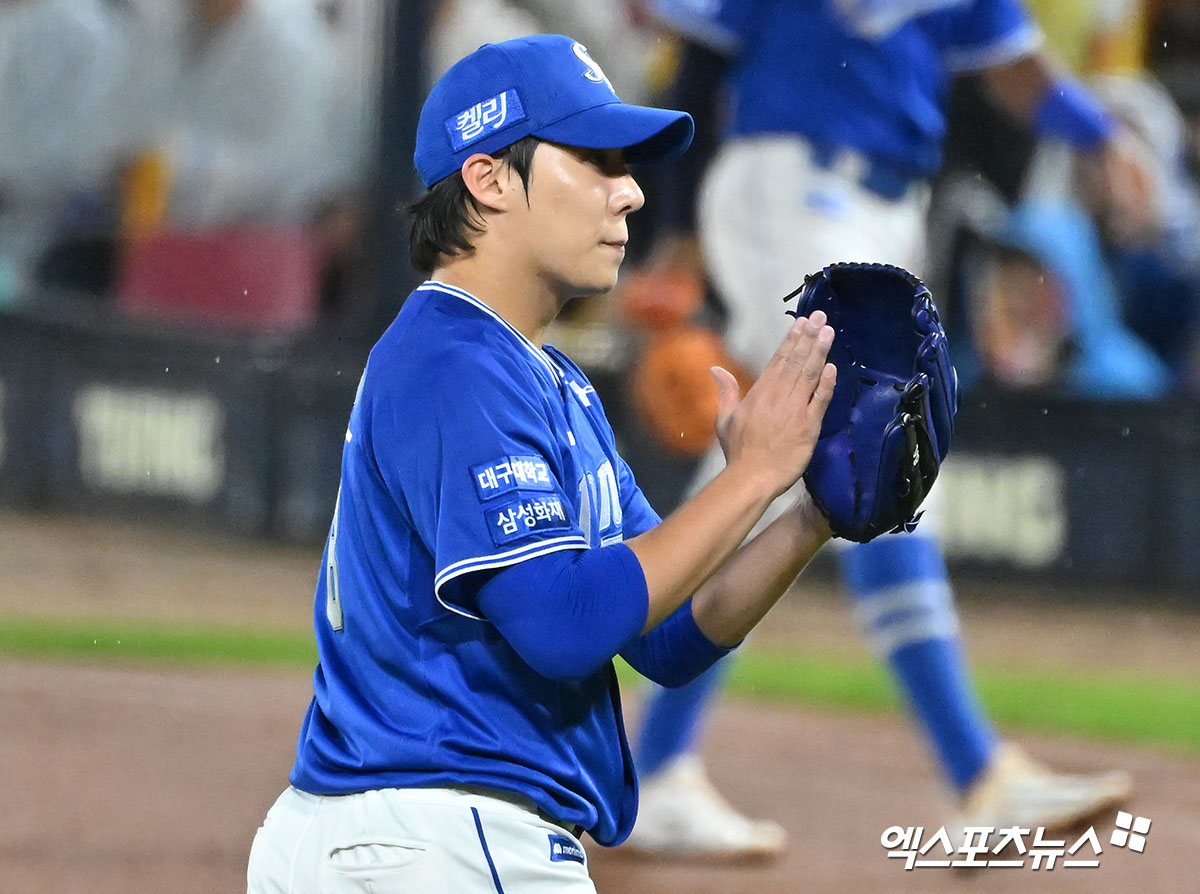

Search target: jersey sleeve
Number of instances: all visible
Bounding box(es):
[371,351,588,619]
[935,0,1043,73]
[542,344,662,541]
[617,455,662,539]
[649,0,764,56]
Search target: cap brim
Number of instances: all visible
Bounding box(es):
[534,103,694,164]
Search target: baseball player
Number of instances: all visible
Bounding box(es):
[622,0,1135,859]
[247,34,842,892]
[0,0,124,298]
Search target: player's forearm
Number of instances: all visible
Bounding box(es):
[984,52,1114,153]
[625,464,778,633]
[689,494,832,647]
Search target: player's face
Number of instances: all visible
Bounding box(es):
[513,142,644,297]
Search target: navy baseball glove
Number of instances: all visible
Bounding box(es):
[784,263,957,543]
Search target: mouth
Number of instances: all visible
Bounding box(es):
[601,240,627,253]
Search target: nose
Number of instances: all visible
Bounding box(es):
[611,172,645,216]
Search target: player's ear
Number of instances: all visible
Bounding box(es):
[461,153,515,212]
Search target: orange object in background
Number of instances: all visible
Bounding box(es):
[630,325,750,456]
[615,268,704,330]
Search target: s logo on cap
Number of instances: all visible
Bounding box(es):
[572,42,612,90]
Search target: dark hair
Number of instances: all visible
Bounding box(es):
[407,136,540,272]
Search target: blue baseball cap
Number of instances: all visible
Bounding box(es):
[415,34,694,188]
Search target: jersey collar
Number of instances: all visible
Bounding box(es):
[418,281,563,386]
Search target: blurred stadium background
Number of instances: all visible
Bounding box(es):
[2,1,1199,891]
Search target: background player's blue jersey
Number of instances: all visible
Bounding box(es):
[290,282,662,846]
[654,0,1041,177]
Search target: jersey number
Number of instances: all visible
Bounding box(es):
[578,460,622,545]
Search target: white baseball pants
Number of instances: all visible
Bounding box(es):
[699,135,930,377]
[247,785,596,893]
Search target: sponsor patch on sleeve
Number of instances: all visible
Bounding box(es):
[486,495,572,546]
[548,833,586,864]
[472,455,555,501]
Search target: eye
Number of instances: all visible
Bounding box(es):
[574,147,628,176]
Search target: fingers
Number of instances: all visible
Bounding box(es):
[710,365,741,425]
[762,310,829,380]
[763,310,816,374]
[720,314,837,495]
[810,362,837,414]
[768,310,833,405]
[797,321,834,399]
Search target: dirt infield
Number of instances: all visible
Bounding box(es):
[2,509,1199,893]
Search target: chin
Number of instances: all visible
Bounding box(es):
[563,274,620,300]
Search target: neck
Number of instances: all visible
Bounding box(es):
[432,250,564,346]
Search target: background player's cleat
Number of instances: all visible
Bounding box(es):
[954,743,1133,840]
[622,755,787,862]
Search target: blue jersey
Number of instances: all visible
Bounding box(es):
[290,281,661,846]
[655,0,1041,177]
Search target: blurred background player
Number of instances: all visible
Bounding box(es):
[111,0,356,234]
[933,0,1197,397]
[428,0,653,105]
[617,0,1142,860]
[9,0,376,319]
[0,0,124,304]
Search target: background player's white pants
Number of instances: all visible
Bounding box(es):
[247,785,596,893]
[692,135,942,538]
[699,135,929,376]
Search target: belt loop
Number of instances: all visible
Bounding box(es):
[861,162,913,202]
[809,140,838,171]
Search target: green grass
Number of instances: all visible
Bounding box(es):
[0,618,317,668]
[2,616,1198,754]
[719,651,1200,754]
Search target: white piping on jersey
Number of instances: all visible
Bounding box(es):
[433,535,591,620]
[834,0,973,41]
[418,281,563,385]
[941,23,1042,74]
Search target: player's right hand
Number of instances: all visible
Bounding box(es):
[711,311,836,500]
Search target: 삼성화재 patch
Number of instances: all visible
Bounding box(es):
[487,495,572,546]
